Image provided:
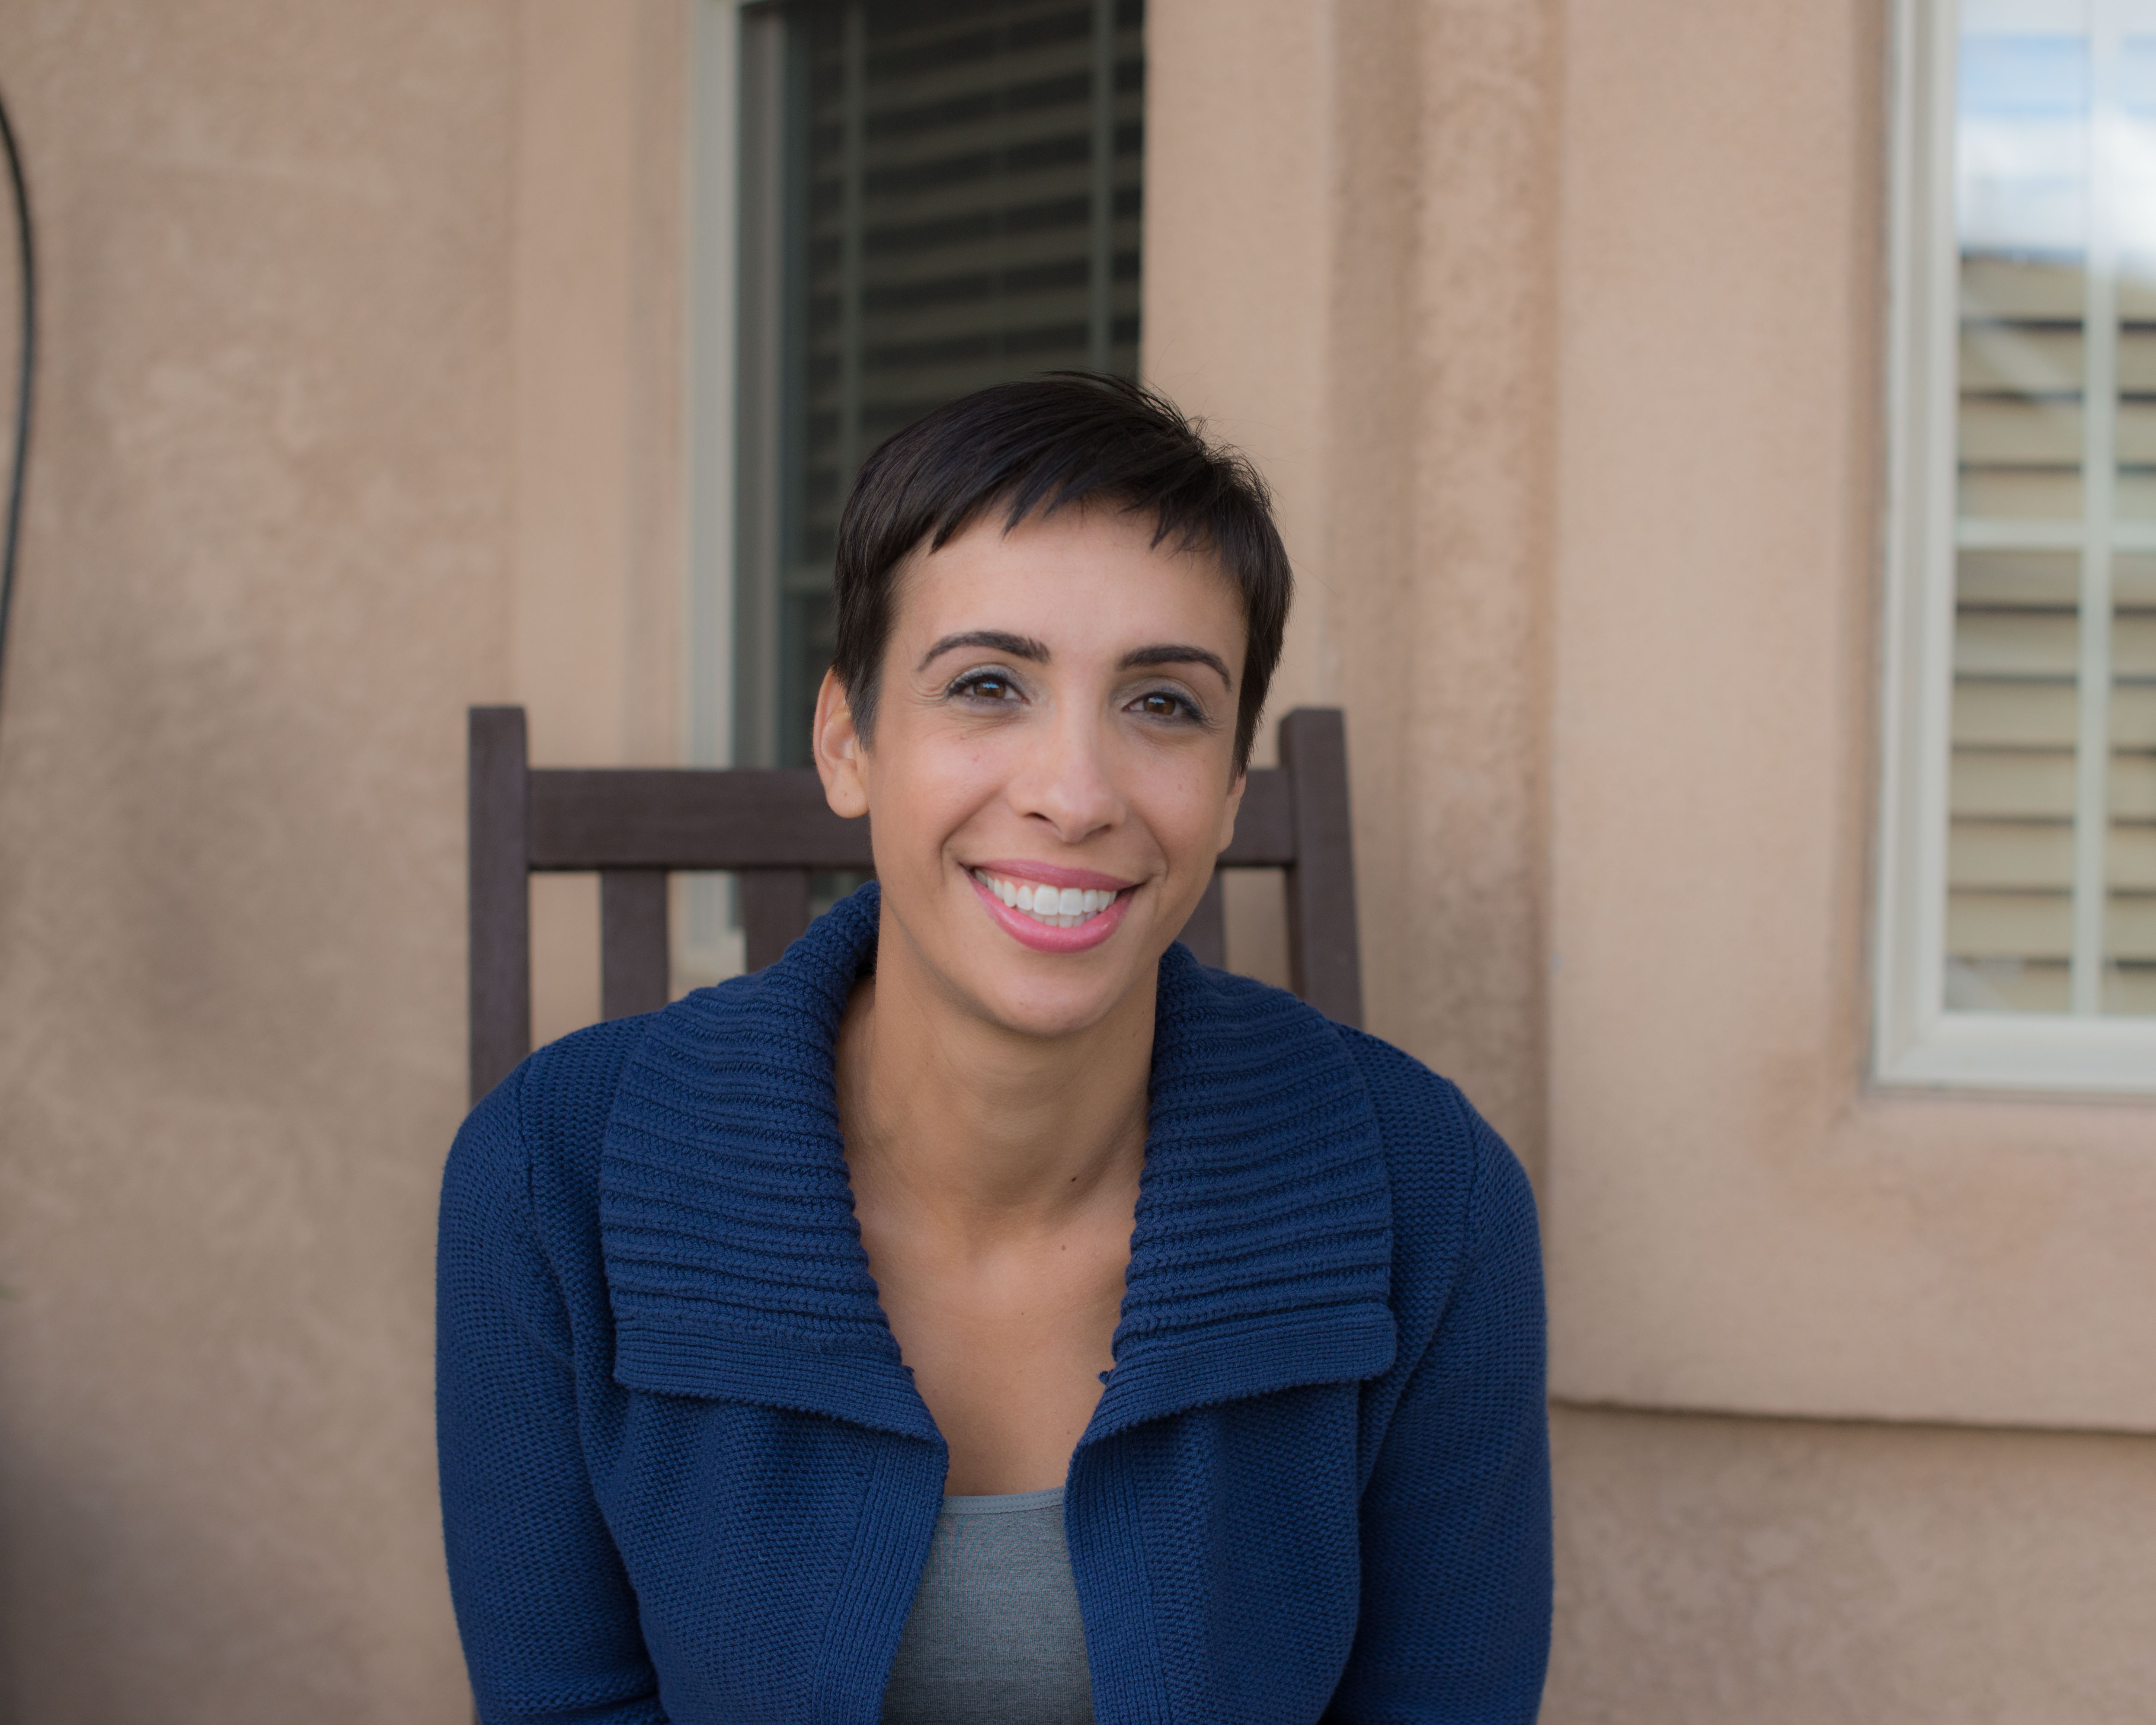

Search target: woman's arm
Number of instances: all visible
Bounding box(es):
[1329,1109,1553,1723]
[437,1067,667,1725]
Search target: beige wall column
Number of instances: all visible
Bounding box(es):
[509,0,691,1046]
[1145,0,1561,1171]
[510,0,690,769]
[1381,0,1558,1166]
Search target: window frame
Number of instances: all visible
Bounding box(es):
[1877,0,2156,1093]
[676,0,751,986]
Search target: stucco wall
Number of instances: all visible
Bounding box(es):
[1543,1405,2156,1724]
[0,4,511,1717]
[0,1,688,1716]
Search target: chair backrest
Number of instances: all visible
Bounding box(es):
[468,705,1362,1103]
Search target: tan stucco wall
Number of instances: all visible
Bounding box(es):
[0,4,509,1716]
[508,0,691,1050]
[0,2,687,1717]
[1543,1404,2156,1724]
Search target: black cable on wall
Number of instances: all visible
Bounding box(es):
[0,80,36,737]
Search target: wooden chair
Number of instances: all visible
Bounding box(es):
[468,705,1363,1103]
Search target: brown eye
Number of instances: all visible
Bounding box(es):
[951,670,1018,702]
[1136,690,1193,720]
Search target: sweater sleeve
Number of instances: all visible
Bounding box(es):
[437,1068,668,1725]
[1327,1111,1553,1724]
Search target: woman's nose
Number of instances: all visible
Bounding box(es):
[1011,710,1122,842]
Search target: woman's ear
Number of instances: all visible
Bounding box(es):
[813,669,870,819]
[1217,765,1246,856]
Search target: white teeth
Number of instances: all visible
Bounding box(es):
[974,869,1123,930]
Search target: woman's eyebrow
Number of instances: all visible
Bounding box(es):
[917,629,1050,672]
[1120,643,1233,688]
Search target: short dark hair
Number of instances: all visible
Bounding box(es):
[831,373,1292,772]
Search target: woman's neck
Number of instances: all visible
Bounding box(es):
[834,928,1153,1238]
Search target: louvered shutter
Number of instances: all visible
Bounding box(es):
[1945,0,2156,1018]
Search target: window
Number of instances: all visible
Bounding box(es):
[733,0,1144,769]
[678,0,1143,980]
[1880,0,2156,1090]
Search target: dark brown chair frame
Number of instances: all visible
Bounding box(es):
[468,705,1362,1103]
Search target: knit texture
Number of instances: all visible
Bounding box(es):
[438,884,1551,1723]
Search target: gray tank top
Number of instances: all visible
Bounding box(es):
[880,1486,1096,1724]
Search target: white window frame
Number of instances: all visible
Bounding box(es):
[675,0,749,986]
[687,0,741,786]
[1878,0,2156,1093]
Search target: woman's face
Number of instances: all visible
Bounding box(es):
[815,502,1248,1041]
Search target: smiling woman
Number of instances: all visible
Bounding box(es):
[436,376,1552,1724]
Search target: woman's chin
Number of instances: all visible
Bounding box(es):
[951,937,1164,1043]
[955,963,1145,1043]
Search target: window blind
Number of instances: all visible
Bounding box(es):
[1946,0,2156,1018]
[736,0,1144,769]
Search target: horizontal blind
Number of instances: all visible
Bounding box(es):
[1947,0,2156,1017]
[736,0,1144,769]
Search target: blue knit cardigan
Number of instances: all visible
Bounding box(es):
[437,885,1551,1723]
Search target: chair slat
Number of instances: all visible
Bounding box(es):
[1218,769,1295,866]
[600,871,671,1021]
[1279,708,1364,1027]
[469,707,533,1103]
[740,870,814,971]
[1182,872,1227,968]
[529,769,873,871]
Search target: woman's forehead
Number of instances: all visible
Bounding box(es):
[891,507,1244,645]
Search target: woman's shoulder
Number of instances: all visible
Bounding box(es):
[1331,1024,1533,1220]
[445,955,831,1234]
[445,1008,669,1239]
[1170,955,1536,1287]
[1326,1021,1541,1364]
[1175,957,1521,1188]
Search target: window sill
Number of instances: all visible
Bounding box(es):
[1876,1012,2156,1098]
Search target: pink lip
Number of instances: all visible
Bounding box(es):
[967,858,1136,892]
[966,870,1135,954]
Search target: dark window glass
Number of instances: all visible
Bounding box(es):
[736,0,1145,767]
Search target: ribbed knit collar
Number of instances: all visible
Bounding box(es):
[600,883,1395,1447]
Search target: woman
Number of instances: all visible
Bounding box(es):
[438,375,1551,1724]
